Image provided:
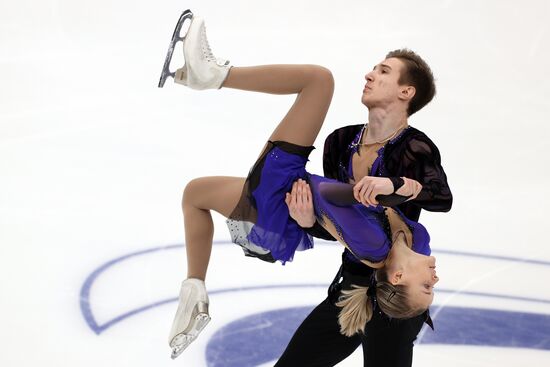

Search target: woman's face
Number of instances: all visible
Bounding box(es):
[399,253,439,310]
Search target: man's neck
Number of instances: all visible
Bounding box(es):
[365,106,409,143]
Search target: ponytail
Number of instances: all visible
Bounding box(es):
[335,285,374,337]
[336,269,426,337]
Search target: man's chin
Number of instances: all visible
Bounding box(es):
[361,96,372,108]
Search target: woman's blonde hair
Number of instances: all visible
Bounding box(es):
[335,269,425,337]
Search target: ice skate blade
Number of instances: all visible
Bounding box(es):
[158,9,193,88]
[170,334,192,359]
[169,312,211,359]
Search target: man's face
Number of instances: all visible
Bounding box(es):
[361,57,408,109]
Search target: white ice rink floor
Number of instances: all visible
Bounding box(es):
[2,1,550,366]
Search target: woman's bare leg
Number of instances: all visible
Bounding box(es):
[168,16,336,358]
[182,176,245,280]
[223,65,334,146]
[184,66,333,280]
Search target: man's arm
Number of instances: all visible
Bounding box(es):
[365,135,452,211]
[317,130,452,212]
[403,136,453,212]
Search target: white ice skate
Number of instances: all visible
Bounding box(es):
[158,10,231,89]
[168,278,211,359]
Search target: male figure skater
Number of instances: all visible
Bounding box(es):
[277,49,453,366]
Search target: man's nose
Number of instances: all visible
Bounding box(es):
[365,72,374,82]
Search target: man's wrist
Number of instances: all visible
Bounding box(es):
[298,219,316,228]
[296,216,317,229]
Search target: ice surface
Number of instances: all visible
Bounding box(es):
[1,0,550,366]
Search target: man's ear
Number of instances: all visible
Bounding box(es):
[399,85,416,102]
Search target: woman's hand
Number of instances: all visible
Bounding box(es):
[396,177,423,200]
[353,176,394,207]
[285,179,316,228]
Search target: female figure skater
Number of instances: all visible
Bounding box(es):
[160,11,439,359]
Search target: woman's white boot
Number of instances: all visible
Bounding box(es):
[168,278,210,359]
[175,16,231,90]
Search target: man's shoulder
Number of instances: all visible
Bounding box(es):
[327,124,431,139]
[327,124,364,138]
[403,125,430,140]
[323,124,364,151]
[324,124,439,150]
[393,126,442,157]
[400,126,439,146]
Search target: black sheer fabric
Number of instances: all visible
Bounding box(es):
[317,181,412,207]
[306,123,453,241]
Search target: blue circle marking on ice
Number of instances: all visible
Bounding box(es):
[80,241,550,364]
[79,241,327,334]
[205,305,550,367]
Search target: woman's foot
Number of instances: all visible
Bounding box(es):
[168,278,210,359]
[175,15,232,90]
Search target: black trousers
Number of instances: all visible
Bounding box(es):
[275,261,427,367]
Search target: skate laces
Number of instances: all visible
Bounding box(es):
[200,24,229,66]
[200,25,217,62]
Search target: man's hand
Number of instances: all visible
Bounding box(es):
[285,179,316,228]
[353,176,394,207]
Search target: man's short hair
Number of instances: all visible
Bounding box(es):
[386,49,436,116]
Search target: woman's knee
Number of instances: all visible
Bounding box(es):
[308,65,334,92]
[182,177,208,208]
[182,176,243,214]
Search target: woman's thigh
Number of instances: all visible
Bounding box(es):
[183,176,245,217]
